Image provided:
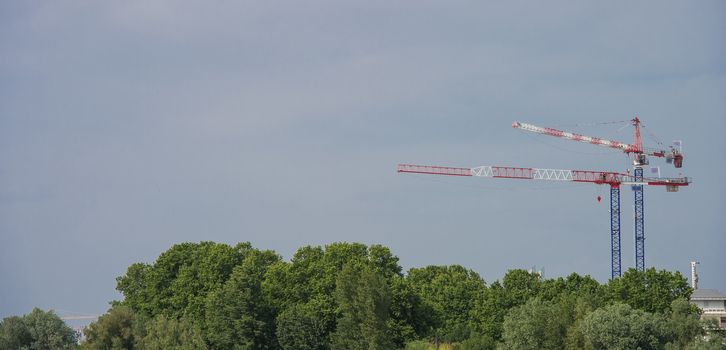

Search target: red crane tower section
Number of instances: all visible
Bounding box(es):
[398,118,690,279]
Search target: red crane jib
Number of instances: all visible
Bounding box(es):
[397,164,689,188]
[396,164,472,176]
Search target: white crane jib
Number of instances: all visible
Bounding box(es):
[512,119,683,168]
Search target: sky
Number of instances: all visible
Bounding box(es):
[1,1,724,318]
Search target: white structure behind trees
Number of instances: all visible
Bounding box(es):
[688,261,726,329]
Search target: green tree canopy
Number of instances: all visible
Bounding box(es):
[387,275,436,347]
[540,273,605,302]
[502,269,541,302]
[275,303,327,350]
[468,269,543,342]
[330,263,393,350]
[580,303,670,350]
[607,268,691,313]
[97,240,714,349]
[0,308,77,350]
[204,249,280,349]
[406,265,486,342]
[666,298,703,349]
[137,315,207,350]
[0,316,32,350]
[500,297,570,350]
[116,242,254,322]
[82,305,138,350]
[262,242,403,348]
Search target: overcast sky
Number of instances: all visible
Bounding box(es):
[1,1,724,318]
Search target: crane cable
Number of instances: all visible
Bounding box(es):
[522,132,615,156]
[640,124,665,147]
[547,120,630,128]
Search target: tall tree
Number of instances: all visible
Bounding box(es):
[116,242,254,322]
[0,316,32,350]
[499,298,570,350]
[563,297,600,350]
[607,268,691,313]
[501,269,541,302]
[469,281,506,342]
[331,263,393,350]
[263,242,404,348]
[204,249,280,349]
[137,315,207,350]
[82,305,138,350]
[0,309,77,350]
[275,304,327,350]
[687,318,726,349]
[539,273,605,303]
[580,303,670,350]
[406,265,486,342]
[468,269,541,342]
[22,308,78,350]
[666,298,703,348]
[387,275,436,348]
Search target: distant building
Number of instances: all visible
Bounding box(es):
[691,289,726,329]
[689,261,726,329]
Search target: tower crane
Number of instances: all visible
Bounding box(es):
[512,118,683,169]
[398,118,689,279]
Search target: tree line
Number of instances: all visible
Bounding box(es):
[1,241,725,349]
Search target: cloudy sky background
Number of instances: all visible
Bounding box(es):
[1,1,724,318]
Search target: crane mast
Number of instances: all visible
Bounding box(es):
[398,118,689,279]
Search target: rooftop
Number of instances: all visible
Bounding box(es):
[691,288,726,301]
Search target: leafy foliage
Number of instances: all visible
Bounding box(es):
[500,297,570,350]
[607,267,692,313]
[580,303,670,350]
[666,298,704,348]
[82,305,137,350]
[263,242,406,349]
[406,265,486,342]
[0,308,77,350]
[69,241,720,349]
[387,275,435,347]
[687,318,726,350]
[275,304,327,350]
[137,315,206,350]
[204,249,280,349]
[468,269,545,342]
[0,316,32,350]
[117,242,254,317]
[330,263,394,350]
